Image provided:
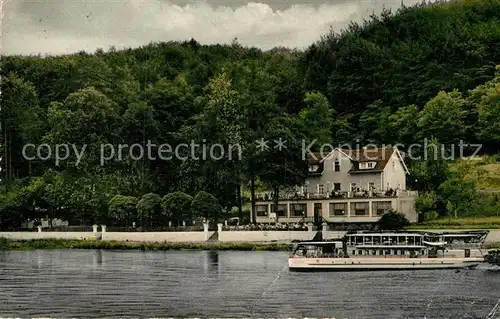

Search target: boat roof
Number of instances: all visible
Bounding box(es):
[439,234,485,237]
[346,232,423,237]
[422,241,447,246]
[355,245,426,249]
[294,241,342,245]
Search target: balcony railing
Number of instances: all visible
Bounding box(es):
[222,224,309,231]
[254,190,417,201]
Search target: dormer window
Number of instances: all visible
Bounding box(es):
[309,165,319,172]
[360,162,376,169]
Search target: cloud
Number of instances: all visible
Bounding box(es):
[2,0,424,55]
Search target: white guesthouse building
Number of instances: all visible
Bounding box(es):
[251,147,418,224]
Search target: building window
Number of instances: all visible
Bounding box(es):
[271,204,288,217]
[373,201,392,216]
[291,204,307,217]
[318,184,324,194]
[368,181,375,191]
[255,205,268,217]
[360,162,376,169]
[350,183,357,192]
[333,183,341,191]
[351,202,369,216]
[334,160,340,172]
[329,203,347,217]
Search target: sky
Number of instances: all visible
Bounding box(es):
[2,0,425,56]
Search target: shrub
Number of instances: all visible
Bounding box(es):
[378,210,410,230]
[108,195,138,226]
[162,192,193,226]
[136,193,162,226]
[191,191,222,222]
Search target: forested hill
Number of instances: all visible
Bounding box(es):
[1,0,500,227]
[300,0,500,145]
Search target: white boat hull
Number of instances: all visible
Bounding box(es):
[288,257,484,272]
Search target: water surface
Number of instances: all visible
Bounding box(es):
[0,250,499,318]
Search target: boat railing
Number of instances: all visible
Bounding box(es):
[348,242,424,247]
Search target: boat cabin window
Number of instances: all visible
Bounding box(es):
[321,245,336,255]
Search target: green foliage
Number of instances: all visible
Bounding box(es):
[300,91,333,146]
[191,191,222,222]
[161,192,193,225]
[474,66,500,147]
[358,100,393,144]
[108,195,138,226]
[378,210,411,230]
[301,0,500,119]
[136,193,162,226]
[485,250,500,266]
[418,90,467,144]
[0,238,291,251]
[415,153,500,222]
[408,139,451,192]
[415,191,438,221]
[438,178,478,218]
[2,0,500,228]
[388,105,420,145]
[407,217,500,229]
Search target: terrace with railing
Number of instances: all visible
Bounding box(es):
[254,189,418,202]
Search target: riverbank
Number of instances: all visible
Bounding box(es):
[1,238,498,251]
[405,217,500,230]
[0,238,292,251]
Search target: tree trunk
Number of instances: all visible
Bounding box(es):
[237,181,242,217]
[3,122,9,192]
[8,129,12,182]
[273,184,279,224]
[250,177,256,224]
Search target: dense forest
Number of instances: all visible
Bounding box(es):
[1,0,500,229]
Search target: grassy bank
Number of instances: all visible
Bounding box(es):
[485,243,500,249]
[406,217,500,230]
[0,238,291,251]
[450,156,500,191]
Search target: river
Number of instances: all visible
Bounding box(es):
[0,250,499,318]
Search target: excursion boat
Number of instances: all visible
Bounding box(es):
[288,231,486,272]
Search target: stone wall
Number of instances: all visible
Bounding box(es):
[1,228,499,244]
[218,231,314,243]
[0,232,95,240]
[102,231,210,242]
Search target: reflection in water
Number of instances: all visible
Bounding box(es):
[203,251,219,275]
[0,250,499,318]
[209,251,219,276]
[36,250,43,269]
[93,250,103,270]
